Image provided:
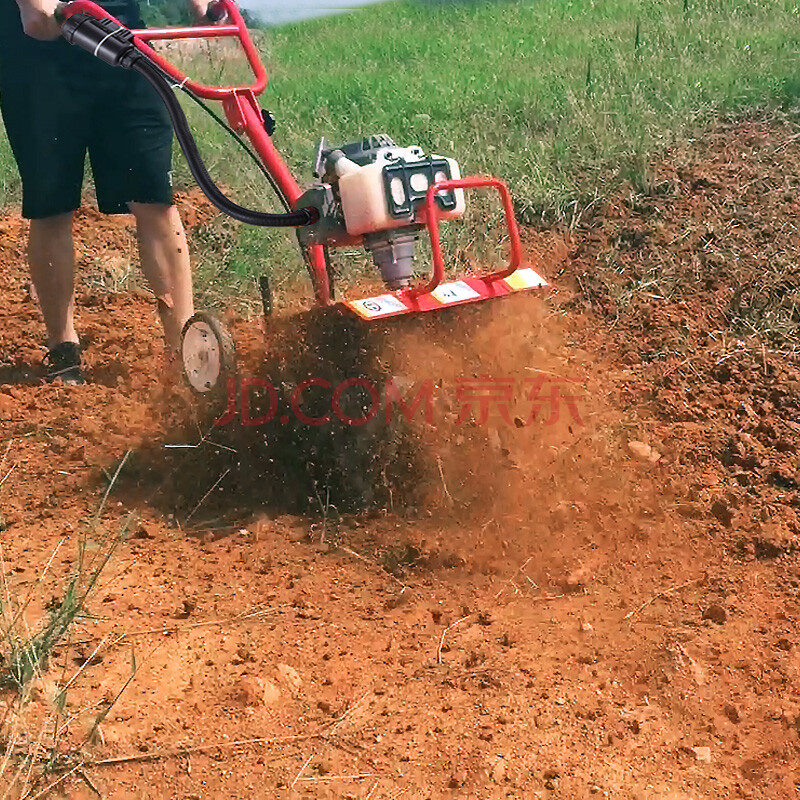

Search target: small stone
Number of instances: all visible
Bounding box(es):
[627,440,661,463]
[50,435,68,454]
[562,565,590,594]
[233,677,263,707]
[317,699,332,714]
[710,499,733,527]
[262,680,281,706]
[723,704,741,724]
[133,524,155,540]
[176,598,197,619]
[676,502,704,519]
[692,746,711,763]
[740,758,764,783]
[447,773,463,789]
[580,621,594,632]
[490,757,506,783]
[276,663,302,692]
[702,604,727,624]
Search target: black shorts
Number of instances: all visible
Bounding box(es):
[0,43,174,219]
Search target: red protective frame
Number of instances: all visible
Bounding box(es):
[415,176,521,298]
[59,0,538,315]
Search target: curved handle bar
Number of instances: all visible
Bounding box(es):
[59,0,267,99]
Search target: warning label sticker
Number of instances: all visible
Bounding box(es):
[347,294,409,319]
[504,268,548,291]
[431,281,481,305]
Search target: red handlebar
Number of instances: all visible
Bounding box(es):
[58,0,330,306]
[60,0,267,99]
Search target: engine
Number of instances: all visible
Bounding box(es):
[295,135,466,289]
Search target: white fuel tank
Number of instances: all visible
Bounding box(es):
[337,148,466,237]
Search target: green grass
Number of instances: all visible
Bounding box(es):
[2,0,800,291]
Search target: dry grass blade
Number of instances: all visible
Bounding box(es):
[0,732,18,783]
[0,464,16,490]
[88,733,320,767]
[2,539,65,639]
[62,633,112,694]
[297,773,375,782]
[0,439,13,472]
[77,768,102,797]
[184,468,230,524]
[326,691,371,738]
[91,450,131,527]
[494,556,534,600]
[338,546,406,589]
[437,615,471,664]
[436,456,454,505]
[624,577,704,620]
[290,753,315,790]
[87,603,291,642]
[55,698,108,740]
[19,763,81,800]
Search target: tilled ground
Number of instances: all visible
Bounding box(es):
[0,118,798,799]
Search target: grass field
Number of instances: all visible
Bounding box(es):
[2,0,800,290]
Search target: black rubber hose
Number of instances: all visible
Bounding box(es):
[131,58,317,227]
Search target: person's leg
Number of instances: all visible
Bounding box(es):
[0,49,91,384]
[90,63,194,355]
[129,202,194,351]
[27,213,78,347]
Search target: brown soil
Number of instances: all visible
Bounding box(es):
[0,118,798,799]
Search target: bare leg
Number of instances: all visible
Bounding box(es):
[130,202,194,351]
[27,212,78,347]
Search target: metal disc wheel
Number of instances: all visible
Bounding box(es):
[180,312,236,395]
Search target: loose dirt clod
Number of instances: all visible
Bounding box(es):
[627,440,662,463]
[692,746,712,763]
[702,603,728,624]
